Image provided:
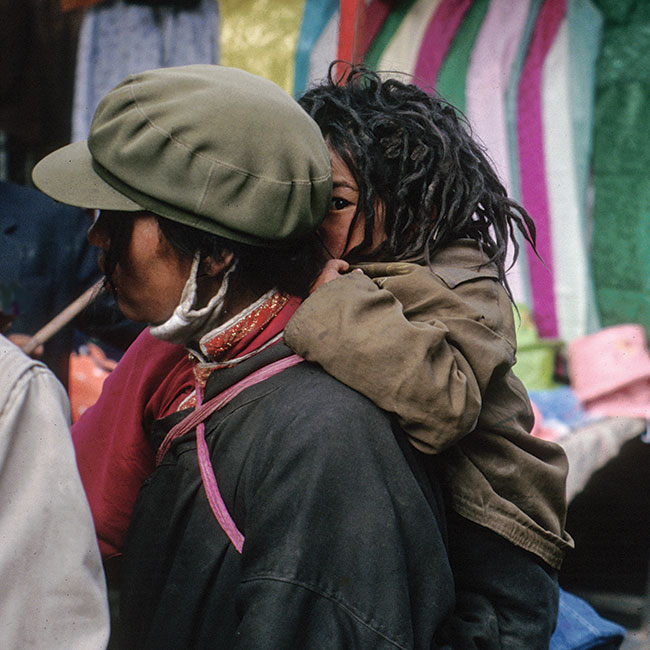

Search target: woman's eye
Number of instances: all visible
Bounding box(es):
[331,197,351,210]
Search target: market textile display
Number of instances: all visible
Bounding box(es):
[590,0,650,337]
[55,0,650,450]
[71,0,219,142]
[62,0,650,347]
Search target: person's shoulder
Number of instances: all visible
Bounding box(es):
[369,242,511,326]
[94,329,192,412]
[123,329,189,369]
[428,240,500,287]
[0,335,44,384]
[0,335,65,411]
[355,260,443,304]
[281,359,383,405]
[259,361,394,447]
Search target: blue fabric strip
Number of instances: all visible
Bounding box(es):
[293,0,338,98]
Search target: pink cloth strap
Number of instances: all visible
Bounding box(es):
[156,353,305,552]
[156,354,304,464]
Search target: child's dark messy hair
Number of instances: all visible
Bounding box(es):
[299,62,537,302]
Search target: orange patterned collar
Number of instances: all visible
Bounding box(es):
[186,290,301,393]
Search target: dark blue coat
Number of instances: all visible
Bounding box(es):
[0,181,140,384]
[120,343,455,649]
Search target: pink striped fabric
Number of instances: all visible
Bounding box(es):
[466,0,531,306]
[466,0,530,194]
[413,0,473,88]
[516,0,566,338]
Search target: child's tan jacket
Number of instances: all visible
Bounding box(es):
[285,239,573,569]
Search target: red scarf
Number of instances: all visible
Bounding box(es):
[192,291,301,390]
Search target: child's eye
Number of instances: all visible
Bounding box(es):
[331,197,351,210]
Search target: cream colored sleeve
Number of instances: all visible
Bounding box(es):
[284,272,482,454]
[0,345,109,649]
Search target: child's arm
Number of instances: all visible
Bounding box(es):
[286,265,497,454]
[310,259,349,292]
[310,258,365,293]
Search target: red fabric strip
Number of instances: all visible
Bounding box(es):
[360,0,392,56]
[413,0,473,88]
[218,295,301,362]
[337,0,365,71]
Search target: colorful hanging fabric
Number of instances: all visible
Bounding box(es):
[541,0,602,341]
[434,0,489,111]
[503,0,542,324]
[466,0,530,194]
[465,0,532,307]
[505,0,544,206]
[307,7,340,87]
[72,0,217,142]
[361,0,392,55]
[337,0,365,66]
[516,0,566,339]
[363,0,417,70]
[293,0,337,97]
[375,0,441,77]
[217,0,305,95]
[590,0,650,336]
[413,0,473,90]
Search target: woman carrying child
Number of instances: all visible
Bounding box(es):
[286,64,573,649]
[33,64,459,648]
[45,63,572,648]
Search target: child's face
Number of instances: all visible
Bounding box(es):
[320,146,386,259]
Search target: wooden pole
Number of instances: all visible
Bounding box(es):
[21,279,105,356]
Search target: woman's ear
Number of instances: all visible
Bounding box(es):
[194,252,235,310]
[199,252,234,278]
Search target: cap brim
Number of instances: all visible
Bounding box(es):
[32,140,143,212]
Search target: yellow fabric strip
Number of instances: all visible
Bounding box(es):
[217,0,306,95]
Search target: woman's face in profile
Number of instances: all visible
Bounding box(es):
[88,211,193,324]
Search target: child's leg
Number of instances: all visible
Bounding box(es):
[436,511,559,650]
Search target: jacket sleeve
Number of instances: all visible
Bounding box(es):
[232,379,453,649]
[72,329,194,557]
[284,270,488,453]
[0,350,109,649]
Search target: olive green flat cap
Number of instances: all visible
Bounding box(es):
[33,65,332,247]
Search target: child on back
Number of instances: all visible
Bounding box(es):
[286,64,572,649]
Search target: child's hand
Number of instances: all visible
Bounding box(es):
[310,259,351,294]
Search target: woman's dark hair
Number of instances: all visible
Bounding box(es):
[101,214,134,295]
[299,63,537,301]
[155,216,325,298]
[100,212,326,299]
